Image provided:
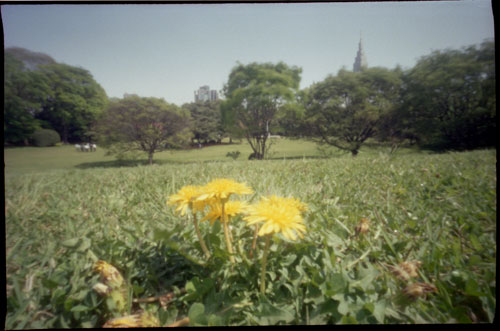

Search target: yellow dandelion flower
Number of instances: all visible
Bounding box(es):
[244,195,307,241]
[202,201,248,225]
[168,185,209,216]
[197,178,253,202]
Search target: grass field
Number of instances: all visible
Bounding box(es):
[4,141,496,327]
[4,138,419,176]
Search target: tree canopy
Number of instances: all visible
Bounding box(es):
[401,40,495,150]
[96,95,191,165]
[36,63,108,143]
[182,100,224,145]
[4,47,108,145]
[221,61,302,159]
[302,67,402,156]
[4,52,51,144]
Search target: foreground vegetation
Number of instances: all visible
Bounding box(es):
[5,147,496,327]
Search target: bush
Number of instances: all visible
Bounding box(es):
[226,150,241,160]
[31,129,61,147]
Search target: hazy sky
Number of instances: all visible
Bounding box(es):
[2,1,495,106]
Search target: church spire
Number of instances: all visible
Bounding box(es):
[353,34,367,72]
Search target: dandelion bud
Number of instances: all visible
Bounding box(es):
[93,282,110,295]
[355,218,370,236]
[403,282,437,299]
[391,261,422,281]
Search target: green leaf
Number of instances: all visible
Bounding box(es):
[465,278,484,297]
[77,238,91,252]
[70,304,89,312]
[188,303,206,326]
[64,297,74,312]
[468,255,482,266]
[324,273,346,296]
[337,299,349,315]
[311,299,340,323]
[73,290,89,301]
[256,295,295,325]
[61,238,80,248]
[80,321,95,328]
[372,300,386,323]
[341,315,358,324]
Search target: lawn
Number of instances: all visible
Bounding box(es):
[4,138,416,176]
[4,141,496,327]
[4,138,324,175]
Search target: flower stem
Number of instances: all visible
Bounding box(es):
[260,234,272,294]
[192,212,211,259]
[222,201,235,264]
[249,225,259,259]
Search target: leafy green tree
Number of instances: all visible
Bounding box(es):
[222,62,302,159]
[3,52,51,144]
[182,100,224,144]
[96,95,192,165]
[36,63,108,143]
[4,47,108,145]
[402,40,495,150]
[303,67,402,156]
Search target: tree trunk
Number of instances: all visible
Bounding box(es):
[148,151,154,165]
[62,124,69,144]
[351,149,359,157]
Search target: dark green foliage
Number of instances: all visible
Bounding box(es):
[5,47,56,70]
[401,40,495,151]
[31,128,61,147]
[226,151,241,160]
[4,47,108,145]
[35,63,108,143]
[182,101,224,144]
[4,52,50,144]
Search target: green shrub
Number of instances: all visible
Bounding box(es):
[31,129,61,147]
[226,150,241,160]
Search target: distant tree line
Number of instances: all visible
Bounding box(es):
[4,40,495,162]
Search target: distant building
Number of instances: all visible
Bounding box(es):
[353,36,368,72]
[194,85,218,102]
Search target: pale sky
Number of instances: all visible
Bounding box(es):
[2,1,495,106]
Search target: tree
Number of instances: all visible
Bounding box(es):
[36,63,108,143]
[221,62,302,159]
[182,100,224,145]
[96,95,192,165]
[402,40,495,150]
[303,67,402,156]
[4,52,50,144]
[4,47,108,145]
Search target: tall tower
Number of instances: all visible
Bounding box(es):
[353,35,367,72]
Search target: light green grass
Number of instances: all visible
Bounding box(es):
[4,138,422,177]
[4,139,323,176]
[4,145,496,327]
